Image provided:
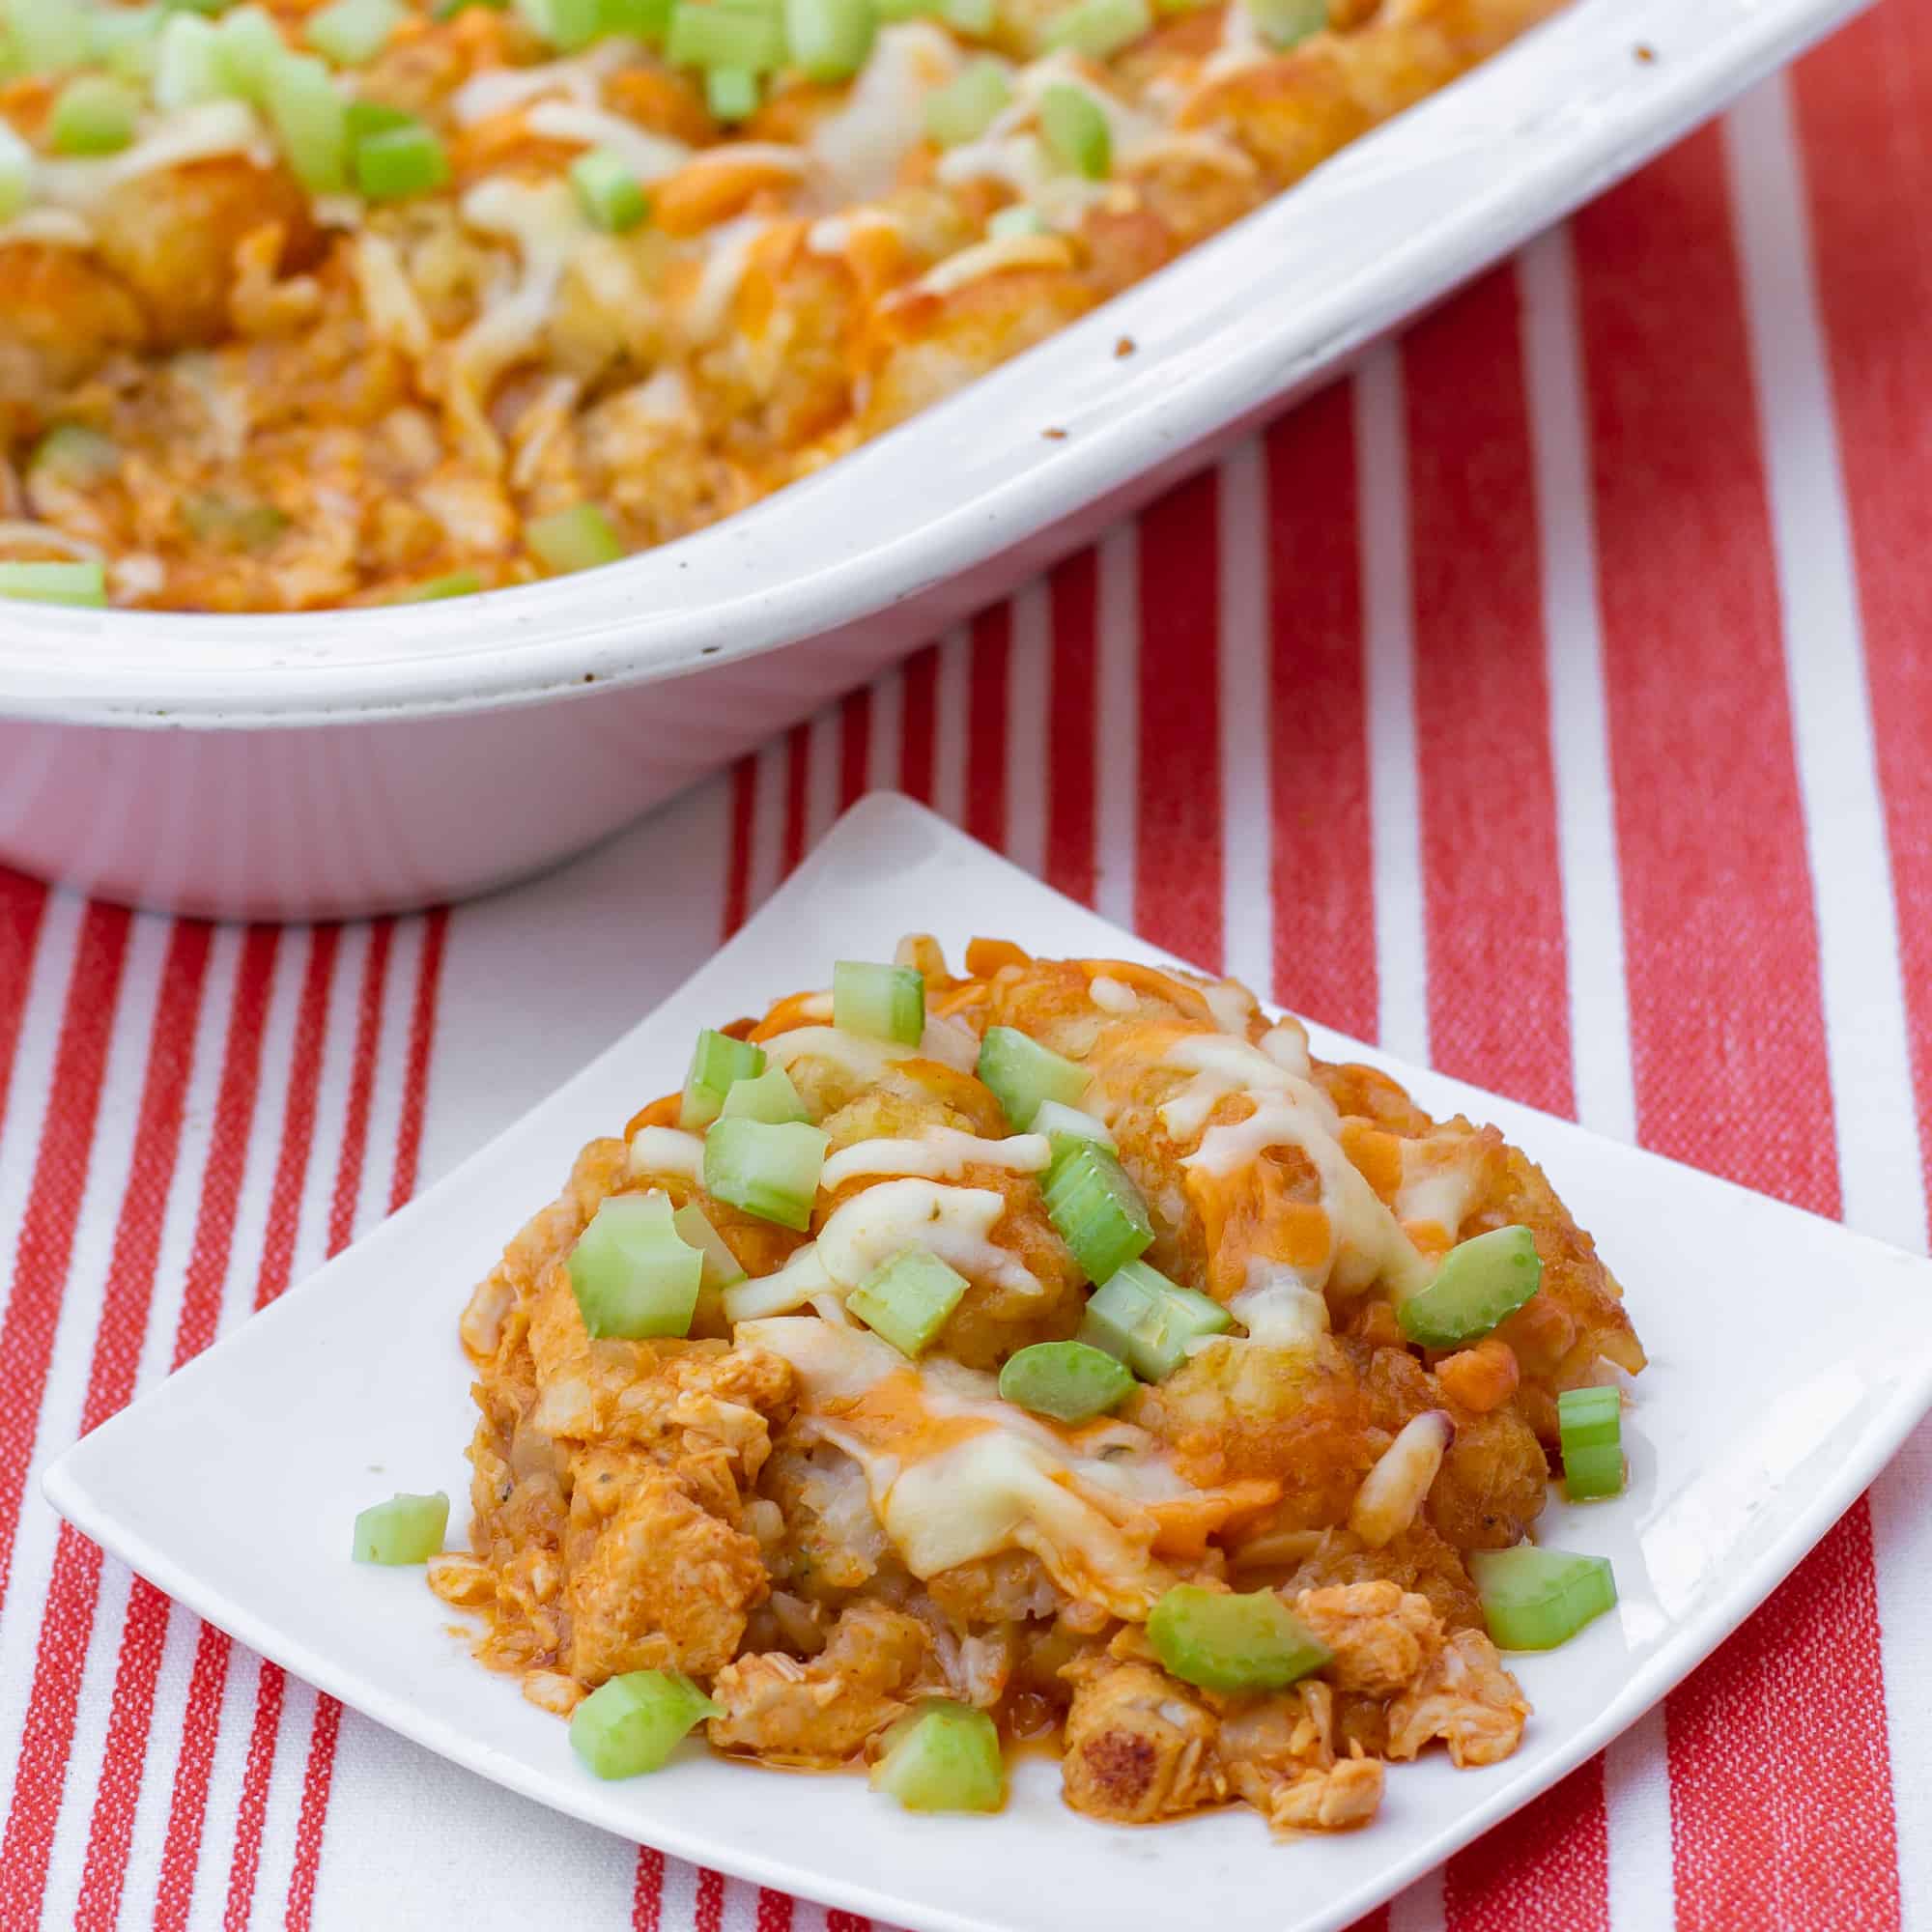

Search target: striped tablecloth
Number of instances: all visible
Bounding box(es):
[4,3,1929,1924]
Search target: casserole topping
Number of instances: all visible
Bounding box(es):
[0,0,1562,609]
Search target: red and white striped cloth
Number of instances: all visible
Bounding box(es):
[3,5,1929,1923]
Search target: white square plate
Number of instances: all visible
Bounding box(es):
[45,795,1932,1932]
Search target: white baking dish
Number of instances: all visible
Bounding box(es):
[0,0,1866,920]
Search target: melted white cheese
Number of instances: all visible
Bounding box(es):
[912,231,1069,297]
[1155,1033,1314,1140]
[451,177,594,458]
[816,1178,1039,1294]
[737,1316,1186,1614]
[821,1128,1051,1190]
[452,39,639,125]
[1089,975,1138,1014]
[1228,1257,1331,1342]
[1391,1137,1489,1238]
[628,1124,706,1181]
[351,233,432,357]
[1201,978,1260,1035]
[809,21,959,203]
[0,209,93,246]
[760,1024,919,1086]
[686,213,768,339]
[524,100,690,180]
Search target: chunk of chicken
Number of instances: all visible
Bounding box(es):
[1060,1662,1226,1823]
[1267,1758,1385,1833]
[707,1604,933,1767]
[565,1453,768,1684]
[1385,1626,1530,1768]
[1296,1580,1441,1698]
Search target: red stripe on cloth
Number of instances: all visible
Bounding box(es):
[280,914,451,1930]
[1573,128,1896,1927]
[839,686,872,810]
[967,603,1010,850]
[1793,4,1932,1209]
[0,921,213,1930]
[389,908,448,1214]
[756,1887,795,1932]
[0,901,131,1616]
[900,643,940,808]
[1404,266,1576,1120]
[696,1866,726,1932]
[0,868,49,1144]
[825,1914,870,1932]
[1046,548,1099,906]
[326,921,395,1255]
[1444,1764,1607,1932]
[724,757,758,940]
[1136,469,1223,967]
[782,721,811,878]
[76,927,279,1929]
[1264,384,1377,1037]
[634,1846,666,1932]
[154,924,342,1932]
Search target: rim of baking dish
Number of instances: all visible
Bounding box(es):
[0,0,1865,728]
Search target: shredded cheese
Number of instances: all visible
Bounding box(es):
[821,1127,1051,1190]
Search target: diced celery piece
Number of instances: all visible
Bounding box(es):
[940,0,992,33]
[847,1247,967,1358]
[517,0,603,47]
[154,11,225,107]
[784,0,872,79]
[1043,0,1148,56]
[833,959,924,1046]
[923,58,1008,146]
[600,0,673,36]
[720,1065,809,1124]
[667,0,785,70]
[671,1201,747,1289]
[183,491,289,550]
[986,203,1044,240]
[344,96,412,139]
[570,144,649,231]
[89,5,166,80]
[1031,1098,1113,1165]
[0,560,107,607]
[1244,0,1323,47]
[871,0,927,17]
[997,1339,1133,1423]
[1468,1546,1617,1651]
[0,123,29,222]
[1557,1385,1625,1502]
[267,51,349,185]
[50,75,141,155]
[869,1700,1004,1812]
[1397,1225,1542,1350]
[568,1192,704,1338]
[527,500,625,574]
[679,1027,766,1129]
[29,423,119,482]
[703,63,755,118]
[305,0,401,63]
[352,1490,449,1564]
[1042,1143,1151,1284]
[976,1024,1086,1129]
[354,117,449,198]
[570,1670,718,1777]
[214,5,286,100]
[1147,1584,1330,1693]
[5,0,89,72]
[1038,82,1108,179]
[1082,1259,1228,1380]
[702,1117,828,1231]
[396,569,483,601]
